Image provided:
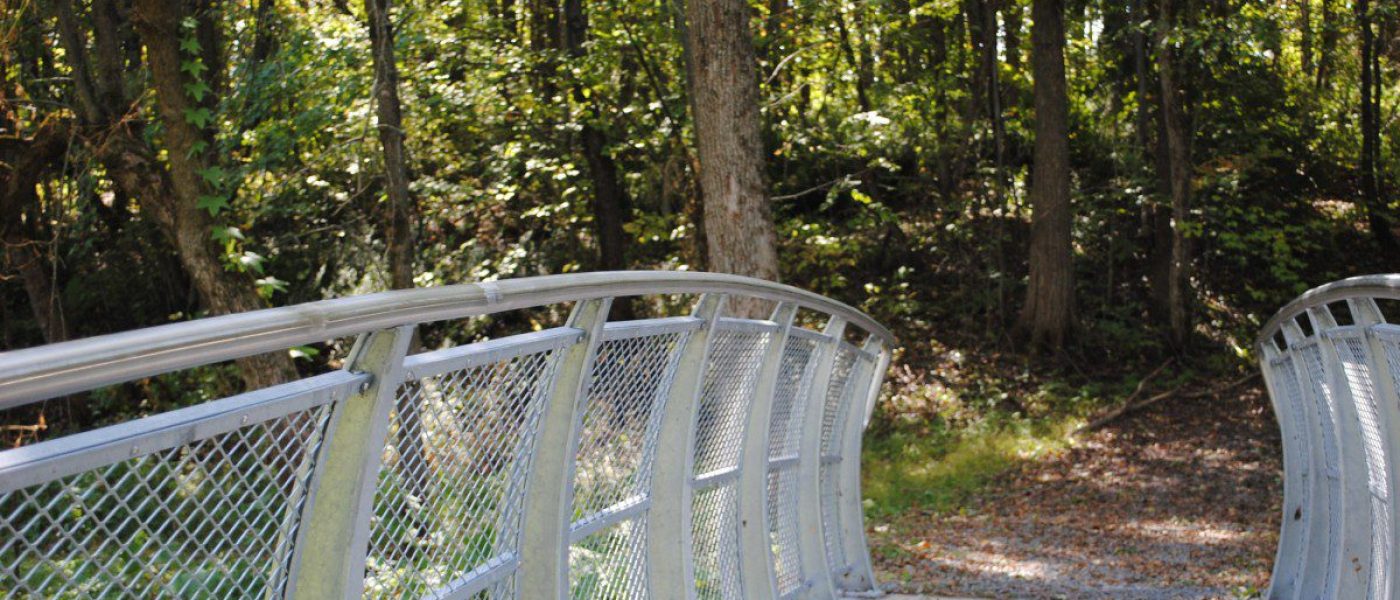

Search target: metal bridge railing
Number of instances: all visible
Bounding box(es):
[0,271,894,599]
[1258,274,1400,600]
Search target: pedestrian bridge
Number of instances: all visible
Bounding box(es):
[0,271,892,599]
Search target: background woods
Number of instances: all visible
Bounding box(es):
[1,0,1399,514]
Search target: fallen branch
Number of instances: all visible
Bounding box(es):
[1073,359,1174,436]
[1075,369,1261,435]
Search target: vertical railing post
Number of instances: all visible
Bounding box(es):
[795,316,846,599]
[648,294,726,599]
[1259,338,1304,600]
[1280,318,1335,598]
[836,337,888,593]
[1353,298,1400,600]
[285,324,415,598]
[517,298,611,600]
[737,302,797,600]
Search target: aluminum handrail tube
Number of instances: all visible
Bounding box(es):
[1258,274,1400,349]
[0,271,895,408]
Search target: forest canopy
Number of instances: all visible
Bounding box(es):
[1,0,1397,438]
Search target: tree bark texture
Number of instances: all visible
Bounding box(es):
[366,0,417,290]
[683,0,781,316]
[1018,0,1075,350]
[1156,0,1193,347]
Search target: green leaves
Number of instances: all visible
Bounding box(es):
[196,165,226,187]
[184,80,212,102]
[183,107,213,129]
[196,195,229,216]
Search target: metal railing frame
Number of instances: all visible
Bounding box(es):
[0,271,894,600]
[1258,274,1400,600]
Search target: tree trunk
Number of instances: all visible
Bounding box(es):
[684,0,780,318]
[131,0,297,391]
[1004,0,1023,70]
[562,0,629,273]
[0,120,73,344]
[366,0,417,291]
[1017,0,1075,350]
[1300,0,1313,77]
[1358,0,1395,252]
[1157,0,1193,346]
[1317,0,1334,90]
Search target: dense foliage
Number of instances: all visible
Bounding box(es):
[1,0,1396,442]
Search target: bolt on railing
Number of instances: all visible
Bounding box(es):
[1258,274,1400,600]
[0,272,894,599]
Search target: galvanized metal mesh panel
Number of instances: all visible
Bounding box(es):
[819,466,845,574]
[570,517,649,599]
[0,405,332,599]
[820,344,859,457]
[693,327,772,475]
[568,327,688,598]
[364,346,561,599]
[571,330,687,518]
[767,468,804,595]
[691,482,742,600]
[768,334,819,458]
[1334,334,1392,600]
[1298,343,1342,599]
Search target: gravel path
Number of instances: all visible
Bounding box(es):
[868,382,1280,599]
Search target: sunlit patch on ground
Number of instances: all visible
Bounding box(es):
[869,384,1279,599]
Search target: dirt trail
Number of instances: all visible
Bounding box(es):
[869,383,1281,599]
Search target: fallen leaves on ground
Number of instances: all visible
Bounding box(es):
[869,382,1279,599]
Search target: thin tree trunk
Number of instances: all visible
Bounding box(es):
[131,0,298,390]
[1300,0,1313,77]
[683,0,780,317]
[562,0,629,273]
[1018,0,1075,350]
[1358,0,1395,252]
[366,0,416,291]
[1157,0,1192,346]
[1004,0,1023,70]
[1317,0,1334,90]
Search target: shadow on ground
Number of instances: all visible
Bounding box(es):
[869,383,1280,599]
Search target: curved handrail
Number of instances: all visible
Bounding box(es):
[0,271,895,409]
[1257,274,1400,349]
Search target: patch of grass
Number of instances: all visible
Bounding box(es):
[862,414,1081,518]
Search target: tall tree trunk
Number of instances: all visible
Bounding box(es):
[683,0,780,317]
[1018,0,1075,349]
[1358,0,1396,252]
[1300,0,1313,77]
[131,0,297,390]
[0,119,73,344]
[1317,0,1334,90]
[562,0,629,273]
[366,0,416,291]
[1157,0,1192,346]
[1004,0,1023,70]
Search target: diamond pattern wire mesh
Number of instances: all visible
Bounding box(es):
[768,335,818,458]
[569,328,688,598]
[766,334,819,596]
[569,517,649,599]
[1335,334,1392,600]
[0,405,332,599]
[692,327,772,475]
[820,345,858,457]
[691,483,741,600]
[364,347,561,599]
[1298,343,1342,599]
[1272,354,1317,591]
[767,469,803,595]
[571,330,687,519]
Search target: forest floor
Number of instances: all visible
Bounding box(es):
[866,379,1281,599]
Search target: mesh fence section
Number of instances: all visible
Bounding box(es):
[691,483,742,600]
[819,345,858,457]
[1335,335,1393,599]
[0,405,332,599]
[692,328,772,475]
[767,468,804,596]
[768,335,818,458]
[571,330,687,519]
[364,347,561,599]
[569,517,649,599]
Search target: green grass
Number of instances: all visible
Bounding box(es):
[862,414,1082,518]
